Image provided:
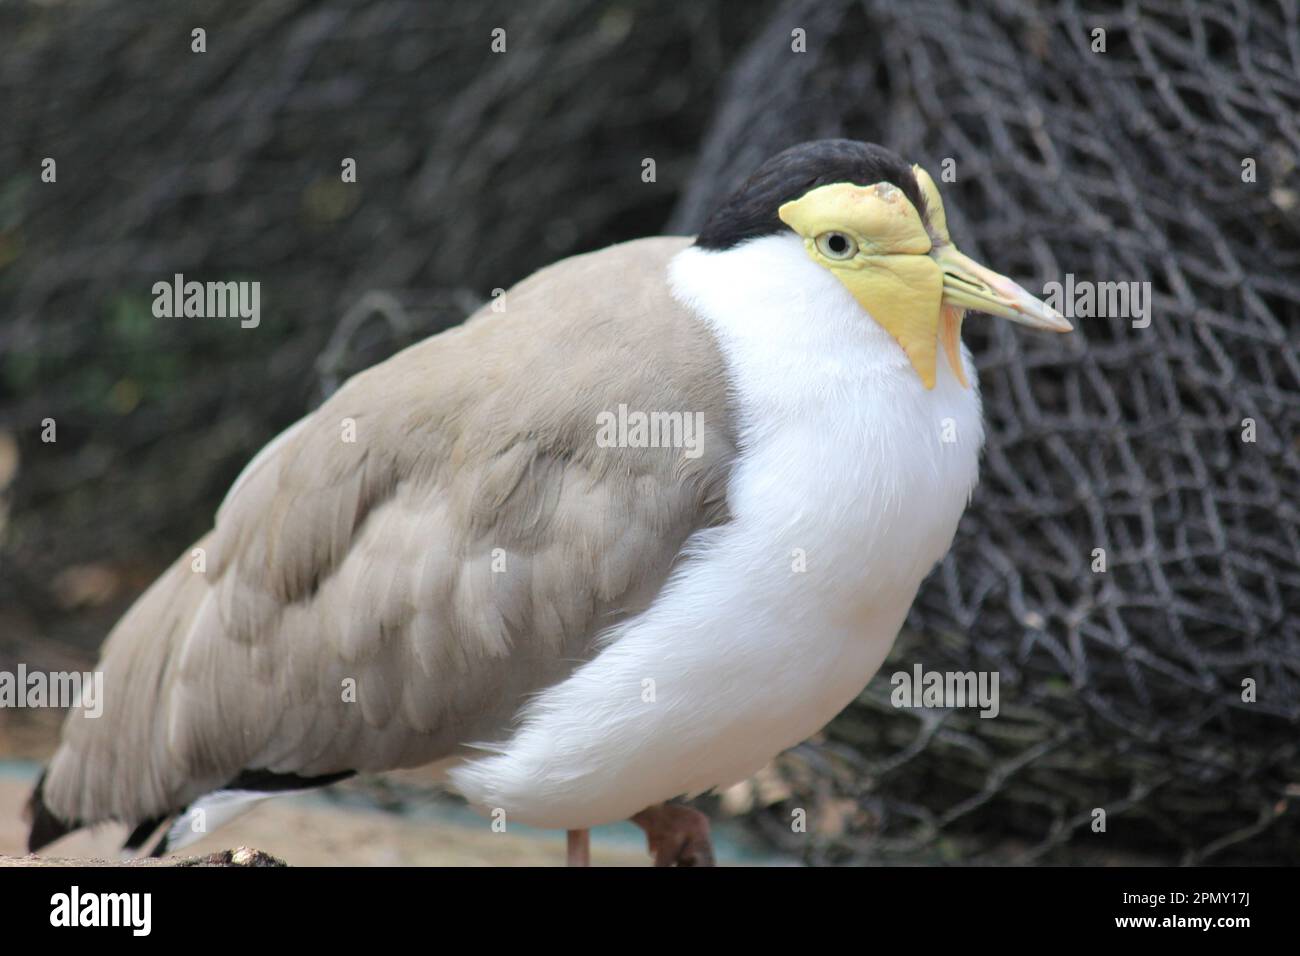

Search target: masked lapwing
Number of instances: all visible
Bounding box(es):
[27,140,1070,866]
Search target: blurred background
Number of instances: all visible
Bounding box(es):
[1,0,1297,864]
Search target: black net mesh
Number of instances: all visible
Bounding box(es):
[0,0,763,649]
[672,0,1300,864]
[2,0,1297,863]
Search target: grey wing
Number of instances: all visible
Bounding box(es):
[38,236,738,828]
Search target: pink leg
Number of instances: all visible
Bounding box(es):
[566,828,590,866]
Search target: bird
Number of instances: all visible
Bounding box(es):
[27,139,1070,866]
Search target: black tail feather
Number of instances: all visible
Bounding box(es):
[122,815,168,854]
[226,768,355,792]
[26,771,77,853]
[148,821,174,858]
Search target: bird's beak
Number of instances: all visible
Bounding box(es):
[931,244,1073,333]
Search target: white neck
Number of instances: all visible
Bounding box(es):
[670,233,986,600]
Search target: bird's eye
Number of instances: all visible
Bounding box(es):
[815,231,858,260]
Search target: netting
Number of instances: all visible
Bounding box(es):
[672,0,1300,864]
[0,0,764,651]
[2,0,1298,864]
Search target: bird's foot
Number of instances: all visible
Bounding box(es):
[630,803,714,867]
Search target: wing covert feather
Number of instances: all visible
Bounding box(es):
[44,237,738,824]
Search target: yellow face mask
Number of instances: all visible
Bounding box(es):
[777,166,1071,389]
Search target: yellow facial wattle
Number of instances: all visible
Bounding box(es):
[778,167,1071,390]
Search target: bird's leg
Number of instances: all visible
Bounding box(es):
[630,802,715,867]
[566,828,590,866]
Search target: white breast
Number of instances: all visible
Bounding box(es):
[449,235,984,829]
